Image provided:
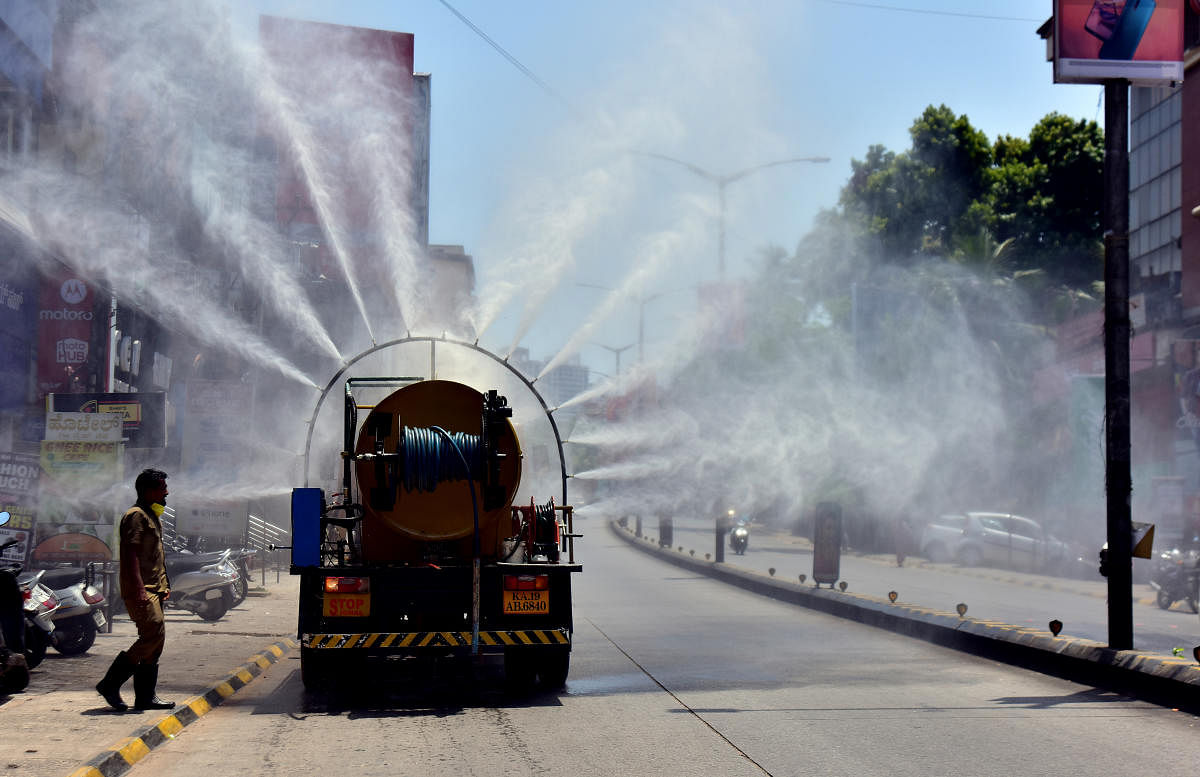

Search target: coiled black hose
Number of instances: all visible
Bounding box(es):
[401,426,482,493]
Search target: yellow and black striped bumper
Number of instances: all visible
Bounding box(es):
[303,629,570,650]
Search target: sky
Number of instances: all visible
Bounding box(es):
[239,0,1107,376]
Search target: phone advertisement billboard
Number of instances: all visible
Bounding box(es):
[1055,0,1184,84]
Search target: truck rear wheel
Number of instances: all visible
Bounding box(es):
[538,647,570,690]
[504,649,537,692]
[300,647,328,691]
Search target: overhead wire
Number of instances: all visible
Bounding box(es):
[807,0,1043,23]
[433,0,583,117]
[435,0,1046,120]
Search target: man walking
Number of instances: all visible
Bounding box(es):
[96,468,175,712]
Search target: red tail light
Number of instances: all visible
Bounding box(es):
[84,588,105,605]
[503,574,549,591]
[324,576,370,593]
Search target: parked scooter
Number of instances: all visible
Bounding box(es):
[39,567,107,655]
[15,570,59,668]
[164,549,239,621]
[729,520,750,555]
[174,548,256,607]
[1149,547,1200,612]
[0,516,31,693]
[228,548,257,607]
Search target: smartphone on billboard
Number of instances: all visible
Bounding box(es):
[1099,0,1156,60]
[1085,0,1125,41]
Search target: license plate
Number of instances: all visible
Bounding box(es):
[92,610,107,630]
[502,589,549,615]
[323,593,370,617]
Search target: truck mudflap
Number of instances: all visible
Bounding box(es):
[303,627,570,650]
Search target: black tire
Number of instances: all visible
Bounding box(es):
[1156,589,1174,610]
[300,647,328,691]
[958,546,983,567]
[924,543,947,563]
[197,590,230,622]
[230,574,248,608]
[504,649,537,693]
[538,648,570,690]
[50,617,96,655]
[24,625,47,669]
[1186,597,1198,614]
[0,651,29,693]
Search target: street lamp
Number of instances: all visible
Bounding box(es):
[578,283,675,364]
[597,342,634,375]
[634,152,830,277]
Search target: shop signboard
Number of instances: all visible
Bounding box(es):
[31,532,112,564]
[36,273,96,398]
[0,273,35,410]
[0,451,39,565]
[182,380,253,481]
[177,500,249,539]
[35,439,123,554]
[44,411,125,442]
[48,392,167,448]
[1054,0,1185,84]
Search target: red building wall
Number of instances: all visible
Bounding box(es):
[258,16,416,286]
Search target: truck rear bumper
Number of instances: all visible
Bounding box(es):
[302,627,570,653]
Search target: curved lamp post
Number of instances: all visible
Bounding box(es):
[634,152,830,277]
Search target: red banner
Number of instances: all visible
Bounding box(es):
[36,272,96,398]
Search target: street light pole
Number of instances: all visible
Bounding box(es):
[598,342,633,375]
[578,283,672,365]
[637,293,662,364]
[635,152,830,277]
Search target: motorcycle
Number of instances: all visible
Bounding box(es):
[729,521,750,555]
[40,567,107,655]
[0,522,30,693]
[164,549,239,621]
[1149,547,1199,612]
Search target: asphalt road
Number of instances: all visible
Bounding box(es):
[124,526,1200,777]
[658,516,1200,657]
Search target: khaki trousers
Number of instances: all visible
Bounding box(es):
[123,592,166,664]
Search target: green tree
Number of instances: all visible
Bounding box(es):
[985,113,1104,289]
[839,105,993,261]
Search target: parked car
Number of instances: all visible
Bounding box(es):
[920,512,1069,572]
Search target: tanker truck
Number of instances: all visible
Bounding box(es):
[289,369,581,691]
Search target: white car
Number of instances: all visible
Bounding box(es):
[920,512,1069,571]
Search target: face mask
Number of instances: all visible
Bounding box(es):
[151,503,165,518]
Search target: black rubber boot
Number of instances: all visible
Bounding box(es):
[96,651,135,711]
[133,663,174,711]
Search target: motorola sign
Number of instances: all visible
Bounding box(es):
[59,278,87,305]
[55,338,88,364]
[39,308,94,321]
[37,272,96,397]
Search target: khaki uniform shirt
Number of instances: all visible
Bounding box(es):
[119,503,169,598]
